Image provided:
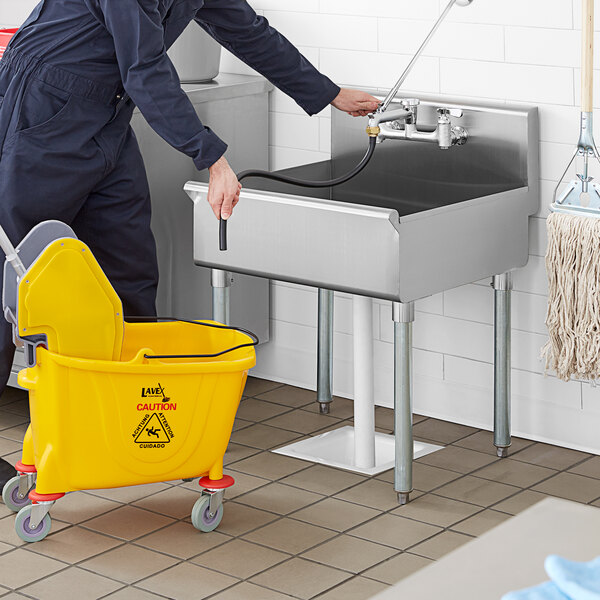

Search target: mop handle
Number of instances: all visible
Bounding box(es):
[0,225,25,277]
[583,0,594,113]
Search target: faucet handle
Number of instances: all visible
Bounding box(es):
[437,107,463,118]
[401,98,421,109]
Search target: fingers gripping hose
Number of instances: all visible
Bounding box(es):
[218,136,377,250]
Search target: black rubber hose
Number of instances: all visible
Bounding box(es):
[219,136,377,251]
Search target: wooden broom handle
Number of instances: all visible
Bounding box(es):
[583,0,594,112]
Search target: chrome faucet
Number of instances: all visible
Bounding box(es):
[367,100,468,150]
[364,0,473,150]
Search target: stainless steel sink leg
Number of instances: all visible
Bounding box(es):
[393,302,415,504]
[493,273,512,458]
[211,269,232,325]
[317,289,334,415]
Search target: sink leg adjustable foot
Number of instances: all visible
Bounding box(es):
[319,402,331,415]
[496,447,509,459]
[397,492,410,506]
[393,302,415,506]
[317,289,334,415]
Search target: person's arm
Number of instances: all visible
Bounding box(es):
[94,0,227,171]
[196,0,340,116]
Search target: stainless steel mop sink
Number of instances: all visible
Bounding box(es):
[185,92,539,504]
[186,95,538,304]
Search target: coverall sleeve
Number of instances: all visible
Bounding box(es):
[97,0,227,171]
[196,0,340,116]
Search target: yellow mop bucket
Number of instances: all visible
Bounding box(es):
[0,223,257,542]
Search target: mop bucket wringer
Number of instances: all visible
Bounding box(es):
[0,221,257,542]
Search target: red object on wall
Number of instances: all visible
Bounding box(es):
[0,29,18,60]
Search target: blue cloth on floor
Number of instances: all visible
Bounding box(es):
[502,582,571,600]
[545,556,600,600]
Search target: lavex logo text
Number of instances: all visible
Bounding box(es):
[137,382,176,411]
[141,383,168,398]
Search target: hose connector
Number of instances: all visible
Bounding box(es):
[366,125,381,138]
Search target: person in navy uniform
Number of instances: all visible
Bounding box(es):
[0,0,379,487]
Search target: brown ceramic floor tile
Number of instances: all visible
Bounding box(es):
[236,398,291,422]
[22,566,123,600]
[230,452,310,480]
[378,462,462,492]
[302,535,396,573]
[264,410,342,435]
[0,437,21,458]
[82,543,178,584]
[451,509,512,536]
[0,424,30,442]
[135,521,230,559]
[83,505,174,540]
[243,377,284,398]
[374,407,395,431]
[250,557,351,600]
[192,539,289,578]
[292,498,380,532]
[412,418,478,444]
[217,501,279,537]
[0,387,26,406]
[316,576,389,600]
[363,552,433,585]
[0,411,28,431]
[232,417,253,432]
[102,588,165,600]
[349,514,442,550]
[256,385,316,408]
[569,456,600,479]
[435,476,519,507]
[0,548,66,589]
[409,530,472,559]
[532,472,600,503]
[137,562,237,600]
[243,517,336,554]
[281,465,366,496]
[209,582,296,600]
[474,458,557,488]
[49,492,122,524]
[2,399,30,417]
[416,446,496,474]
[491,490,549,515]
[230,423,302,450]
[25,525,122,564]
[334,479,403,511]
[85,483,171,504]
[455,430,535,456]
[223,442,261,466]
[392,493,480,527]
[132,486,201,519]
[512,443,591,470]
[235,482,323,515]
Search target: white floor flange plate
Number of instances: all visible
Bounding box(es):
[272,425,444,476]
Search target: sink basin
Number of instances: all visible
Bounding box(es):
[185,94,539,303]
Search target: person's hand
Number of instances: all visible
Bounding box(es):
[331,88,380,117]
[207,156,242,220]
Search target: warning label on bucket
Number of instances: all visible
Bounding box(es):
[133,413,174,447]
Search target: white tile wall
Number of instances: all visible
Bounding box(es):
[4,2,600,452]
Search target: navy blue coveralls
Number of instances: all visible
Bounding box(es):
[0,0,340,391]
